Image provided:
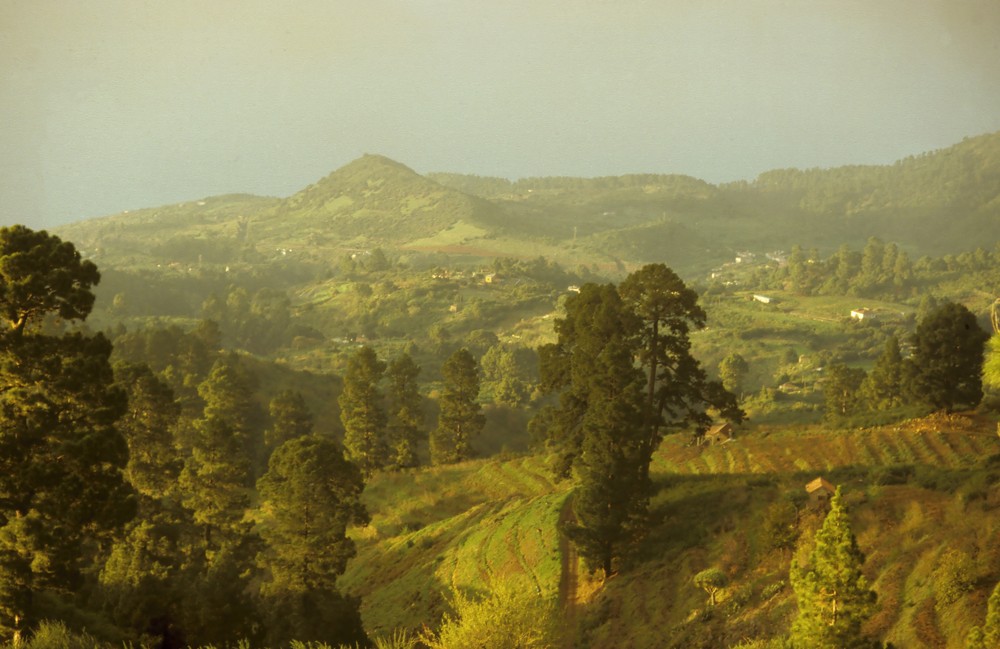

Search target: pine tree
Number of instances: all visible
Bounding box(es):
[431,348,484,464]
[385,352,424,469]
[196,354,263,469]
[911,302,989,411]
[539,269,742,576]
[178,416,252,548]
[339,346,388,476]
[115,363,182,500]
[619,264,743,468]
[860,336,905,410]
[538,283,646,476]
[824,364,867,420]
[257,435,368,592]
[256,434,369,647]
[265,389,313,455]
[0,225,100,338]
[567,337,647,576]
[0,227,131,641]
[790,488,878,649]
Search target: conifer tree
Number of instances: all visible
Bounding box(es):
[619,264,743,471]
[196,354,263,469]
[911,302,989,411]
[540,270,741,576]
[0,225,100,338]
[860,336,905,410]
[431,348,484,464]
[824,364,866,420]
[385,352,424,469]
[790,488,878,649]
[339,346,388,476]
[0,227,131,641]
[566,338,647,576]
[256,434,369,647]
[538,283,641,476]
[265,389,313,455]
[115,363,182,500]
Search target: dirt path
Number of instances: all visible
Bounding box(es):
[557,493,579,645]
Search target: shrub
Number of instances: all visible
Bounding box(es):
[934,548,976,606]
[419,582,559,649]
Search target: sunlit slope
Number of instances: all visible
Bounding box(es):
[340,455,569,635]
[343,414,999,646]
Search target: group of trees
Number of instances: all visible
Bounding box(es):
[339,345,487,471]
[339,347,423,474]
[825,301,989,420]
[762,238,915,299]
[0,227,371,647]
[536,264,743,575]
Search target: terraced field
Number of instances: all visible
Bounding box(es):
[341,455,569,635]
[650,413,999,476]
[344,412,1000,644]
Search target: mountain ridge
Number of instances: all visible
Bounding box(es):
[54,130,1000,275]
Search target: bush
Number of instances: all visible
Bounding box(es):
[4,621,107,649]
[762,580,786,600]
[872,464,914,486]
[934,548,976,606]
[419,583,559,649]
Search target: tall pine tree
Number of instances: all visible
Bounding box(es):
[431,348,484,464]
[339,346,388,476]
[0,227,132,641]
[790,487,878,649]
[256,434,369,647]
[385,352,424,470]
[565,337,647,576]
[911,301,989,411]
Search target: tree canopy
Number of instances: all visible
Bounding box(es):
[0,226,100,337]
[910,302,989,411]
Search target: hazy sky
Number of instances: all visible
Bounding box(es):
[2,0,999,228]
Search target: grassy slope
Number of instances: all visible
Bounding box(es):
[345,415,1000,647]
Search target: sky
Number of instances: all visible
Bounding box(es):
[2,0,999,228]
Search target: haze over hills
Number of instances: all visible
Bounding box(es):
[56,131,1000,279]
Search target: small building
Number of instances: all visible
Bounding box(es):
[850,308,875,321]
[703,423,734,445]
[805,477,836,506]
[753,294,774,305]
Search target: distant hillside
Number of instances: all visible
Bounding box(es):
[251,154,505,250]
[55,130,1000,278]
